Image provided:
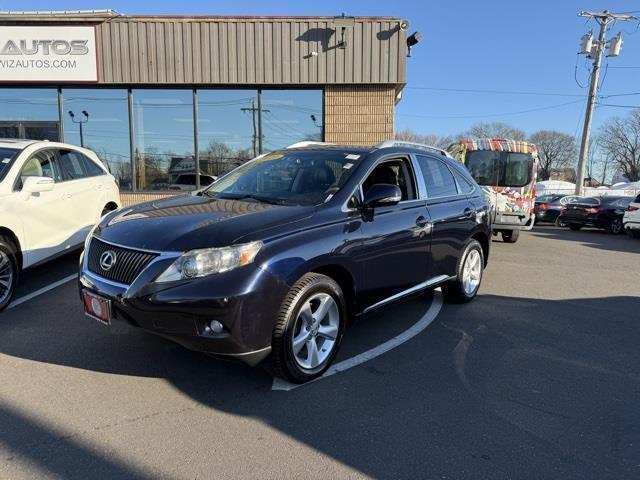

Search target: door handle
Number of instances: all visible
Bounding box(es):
[416,216,429,227]
[62,193,73,200]
[415,216,433,234]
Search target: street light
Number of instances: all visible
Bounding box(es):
[68,110,89,147]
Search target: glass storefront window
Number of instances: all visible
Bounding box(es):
[197,90,256,180]
[261,89,322,151]
[132,89,194,191]
[63,89,132,189]
[0,88,59,141]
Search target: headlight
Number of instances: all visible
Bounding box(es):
[155,241,263,282]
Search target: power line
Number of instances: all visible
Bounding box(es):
[404,86,584,97]
[396,99,584,119]
[597,103,640,108]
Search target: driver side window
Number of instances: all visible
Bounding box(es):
[362,158,417,202]
[16,149,61,191]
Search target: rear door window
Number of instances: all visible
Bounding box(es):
[81,155,106,177]
[58,150,88,181]
[416,155,459,198]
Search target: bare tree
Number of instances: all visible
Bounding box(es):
[395,128,453,149]
[598,109,640,182]
[529,130,577,181]
[461,122,526,141]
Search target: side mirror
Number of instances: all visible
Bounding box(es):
[22,176,55,194]
[363,183,402,208]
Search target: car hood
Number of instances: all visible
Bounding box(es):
[94,194,316,252]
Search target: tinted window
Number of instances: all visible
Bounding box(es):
[81,154,106,177]
[18,149,61,189]
[576,197,600,206]
[363,158,417,201]
[465,151,532,187]
[451,168,476,194]
[416,155,459,198]
[58,150,88,180]
[635,194,640,203]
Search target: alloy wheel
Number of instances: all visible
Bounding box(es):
[0,251,14,305]
[291,292,340,370]
[462,249,482,295]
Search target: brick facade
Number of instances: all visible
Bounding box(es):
[324,85,396,145]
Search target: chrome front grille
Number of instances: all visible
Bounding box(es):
[87,238,158,285]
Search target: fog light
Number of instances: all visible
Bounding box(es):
[210,320,225,334]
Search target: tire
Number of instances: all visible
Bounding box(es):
[442,240,484,304]
[0,235,19,312]
[569,224,582,231]
[270,273,346,383]
[501,230,520,243]
[627,229,640,239]
[554,216,567,228]
[607,218,623,235]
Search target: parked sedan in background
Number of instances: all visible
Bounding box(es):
[559,196,633,234]
[623,193,640,238]
[0,139,120,311]
[535,194,583,226]
[168,174,217,191]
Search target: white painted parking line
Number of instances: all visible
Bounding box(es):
[8,274,78,310]
[272,290,444,391]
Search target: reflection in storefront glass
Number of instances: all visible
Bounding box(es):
[261,90,322,151]
[132,89,194,191]
[63,89,132,189]
[197,90,256,179]
[0,88,59,141]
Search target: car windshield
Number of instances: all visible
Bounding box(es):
[202,149,365,206]
[0,147,20,181]
[576,197,600,206]
[465,150,533,187]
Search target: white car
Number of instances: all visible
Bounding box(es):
[168,173,217,191]
[623,193,640,238]
[0,139,120,310]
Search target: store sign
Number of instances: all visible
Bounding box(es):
[0,26,97,82]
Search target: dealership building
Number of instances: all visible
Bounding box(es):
[0,10,409,198]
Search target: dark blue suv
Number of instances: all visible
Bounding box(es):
[79,142,491,383]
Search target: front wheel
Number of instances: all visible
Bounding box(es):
[501,230,520,243]
[442,240,484,304]
[0,236,19,312]
[270,273,346,383]
[607,218,623,235]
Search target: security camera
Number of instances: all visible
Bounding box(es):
[400,20,409,31]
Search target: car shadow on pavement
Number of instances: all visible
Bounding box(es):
[531,226,640,254]
[1,292,640,479]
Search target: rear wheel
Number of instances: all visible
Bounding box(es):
[607,218,623,235]
[442,240,484,304]
[270,273,346,383]
[627,229,640,238]
[501,230,520,243]
[569,224,582,231]
[0,236,19,312]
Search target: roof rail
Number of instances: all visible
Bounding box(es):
[286,141,334,149]
[375,140,452,158]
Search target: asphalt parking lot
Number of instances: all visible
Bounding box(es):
[1,226,639,479]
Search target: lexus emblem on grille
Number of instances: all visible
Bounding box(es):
[99,250,117,271]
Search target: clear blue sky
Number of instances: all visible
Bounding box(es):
[4,0,640,140]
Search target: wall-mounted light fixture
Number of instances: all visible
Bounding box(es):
[406,31,423,57]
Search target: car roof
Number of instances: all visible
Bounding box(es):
[283,141,453,158]
[0,138,40,149]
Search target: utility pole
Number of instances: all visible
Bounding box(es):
[68,110,89,147]
[241,92,270,156]
[574,10,636,195]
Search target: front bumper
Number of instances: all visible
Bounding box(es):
[78,245,290,366]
